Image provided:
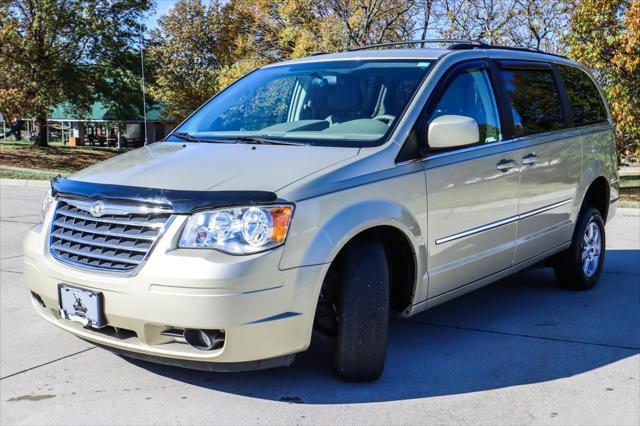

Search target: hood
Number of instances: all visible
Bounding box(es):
[71,142,359,192]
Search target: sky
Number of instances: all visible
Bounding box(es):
[145,0,179,30]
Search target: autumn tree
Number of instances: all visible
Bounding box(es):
[432,0,517,43]
[149,0,421,122]
[510,0,569,52]
[0,0,152,146]
[566,0,640,157]
[326,0,419,48]
[147,0,228,121]
[427,0,568,52]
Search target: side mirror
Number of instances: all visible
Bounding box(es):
[428,115,479,150]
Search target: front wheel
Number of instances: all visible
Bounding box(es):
[554,207,606,290]
[333,238,389,381]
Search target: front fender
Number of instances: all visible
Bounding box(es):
[279,197,425,270]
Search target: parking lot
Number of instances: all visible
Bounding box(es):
[1,181,638,425]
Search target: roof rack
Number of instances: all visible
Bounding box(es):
[453,42,568,59]
[347,39,482,52]
[347,39,567,59]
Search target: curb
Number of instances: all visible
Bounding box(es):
[617,207,640,217]
[0,178,51,188]
[619,166,639,177]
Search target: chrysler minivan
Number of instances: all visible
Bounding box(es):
[23,41,619,381]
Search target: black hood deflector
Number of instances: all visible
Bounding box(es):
[51,177,279,214]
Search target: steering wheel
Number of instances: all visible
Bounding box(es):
[373,114,396,124]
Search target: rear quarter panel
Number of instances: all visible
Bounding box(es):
[576,124,619,221]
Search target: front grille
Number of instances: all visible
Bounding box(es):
[49,199,172,272]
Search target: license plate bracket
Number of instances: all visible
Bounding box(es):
[58,284,106,329]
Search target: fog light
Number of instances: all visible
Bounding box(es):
[183,329,224,351]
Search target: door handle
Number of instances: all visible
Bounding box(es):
[522,153,538,166]
[496,159,517,172]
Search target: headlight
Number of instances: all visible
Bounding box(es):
[178,205,294,254]
[41,188,54,222]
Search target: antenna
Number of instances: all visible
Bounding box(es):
[140,20,149,145]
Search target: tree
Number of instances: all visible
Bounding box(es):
[433,0,519,44]
[424,0,567,52]
[149,0,421,122]
[326,0,419,48]
[0,0,152,146]
[147,0,225,121]
[509,0,569,52]
[566,0,640,157]
[419,0,436,43]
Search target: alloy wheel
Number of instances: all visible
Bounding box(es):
[581,221,602,278]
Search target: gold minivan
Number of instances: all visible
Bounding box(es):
[23,41,619,381]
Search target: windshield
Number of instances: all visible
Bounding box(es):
[168,59,434,147]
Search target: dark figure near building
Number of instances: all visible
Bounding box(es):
[4,117,23,140]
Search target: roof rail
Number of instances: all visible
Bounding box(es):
[347,39,567,59]
[457,42,568,59]
[347,39,482,52]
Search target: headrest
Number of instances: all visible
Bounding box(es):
[328,83,363,113]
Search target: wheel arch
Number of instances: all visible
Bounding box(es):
[578,175,611,222]
[330,225,419,314]
[280,199,425,314]
[575,154,614,223]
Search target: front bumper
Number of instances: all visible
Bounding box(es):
[22,214,327,368]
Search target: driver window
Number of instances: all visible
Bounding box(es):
[429,67,502,144]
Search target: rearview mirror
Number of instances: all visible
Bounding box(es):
[428,115,479,150]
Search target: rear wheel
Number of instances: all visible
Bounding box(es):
[554,207,605,290]
[330,238,389,381]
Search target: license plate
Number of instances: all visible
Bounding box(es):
[58,284,106,329]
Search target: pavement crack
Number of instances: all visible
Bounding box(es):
[0,269,22,274]
[404,320,640,351]
[1,214,41,220]
[0,347,96,381]
[0,219,39,225]
[0,255,23,260]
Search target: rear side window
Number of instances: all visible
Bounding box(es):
[558,65,608,127]
[500,68,565,136]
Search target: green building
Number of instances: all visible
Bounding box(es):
[48,102,174,147]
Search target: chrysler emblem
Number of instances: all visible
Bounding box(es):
[89,201,105,217]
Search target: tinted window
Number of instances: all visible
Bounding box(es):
[558,65,608,127]
[501,68,565,136]
[429,67,501,144]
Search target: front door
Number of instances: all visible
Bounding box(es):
[423,61,521,298]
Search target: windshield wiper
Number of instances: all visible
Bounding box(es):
[171,132,306,146]
[227,136,307,146]
[170,132,234,144]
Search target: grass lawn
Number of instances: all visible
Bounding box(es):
[619,174,640,208]
[0,141,121,178]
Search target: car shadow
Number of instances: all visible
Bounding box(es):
[126,249,639,404]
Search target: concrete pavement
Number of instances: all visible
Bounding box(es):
[1,183,638,425]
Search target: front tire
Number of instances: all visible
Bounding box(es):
[333,238,389,381]
[554,207,605,290]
